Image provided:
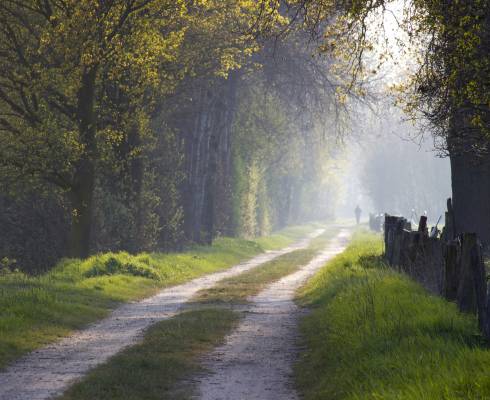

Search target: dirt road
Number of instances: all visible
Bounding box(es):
[0,230,324,400]
[194,229,350,400]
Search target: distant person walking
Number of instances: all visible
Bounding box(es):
[355,205,362,225]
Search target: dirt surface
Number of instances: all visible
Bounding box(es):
[0,230,324,400]
[194,229,351,400]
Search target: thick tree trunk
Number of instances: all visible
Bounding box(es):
[449,111,490,247]
[446,6,490,247]
[69,67,97,258]
[450,152,490,246]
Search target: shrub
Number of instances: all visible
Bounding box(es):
[84,253,160,280]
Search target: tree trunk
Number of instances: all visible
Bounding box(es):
[446,7,490,248]
[69,67,97,258]
[449,118,490,247]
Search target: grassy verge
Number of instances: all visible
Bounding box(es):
[0,224,318,370]
[296,231,490,400]
[56,228,338,400]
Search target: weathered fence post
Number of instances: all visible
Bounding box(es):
[444,240,460,301]
[400,228,412,270]
[418,215,428,237]
[391,218,406,266]
[445,198,456,241]
[384,215,397,263]
[381,207,490,341]
[470,241,490,338]
[425,237,444,294]
[457,233,478,313]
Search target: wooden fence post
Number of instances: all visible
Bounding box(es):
[400,229,412,270]
[384,215,397,263]
[418,215,428,237]
[457,233,478,313]
[380,208,490,341]
[391,218,406,266]
[445,198,455,240]
[469,241,490,339]
[425,237,444,295]
[444,241,460,301]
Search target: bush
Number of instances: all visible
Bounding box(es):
[84,253,161,280]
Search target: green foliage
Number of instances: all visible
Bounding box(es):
[0,0,289,259]
[296,231,490,400]
[83,253,160,280]
[231,76,338,236]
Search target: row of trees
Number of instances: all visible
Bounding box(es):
[5,0,479,272]
[0,1,343,272]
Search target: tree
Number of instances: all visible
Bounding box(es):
[0,0,187,257]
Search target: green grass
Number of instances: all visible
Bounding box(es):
[54,227,339,400]
[59,309,239,400]
[296,230,490,400]
[0,224,317,370]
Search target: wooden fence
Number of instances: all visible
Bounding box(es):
[382,198,490,340]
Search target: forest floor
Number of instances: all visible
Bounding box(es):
[0,226,328,400]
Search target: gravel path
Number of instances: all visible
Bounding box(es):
[0,230,324,400]
[194,229,351,400]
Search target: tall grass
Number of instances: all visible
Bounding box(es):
[296,231,490,400]
[0,224,317,369]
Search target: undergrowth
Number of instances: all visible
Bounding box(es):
[296,230,490,400]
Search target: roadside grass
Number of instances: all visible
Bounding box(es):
[54,228,338,400]
[296,230,490,400]
[0,224,317,370]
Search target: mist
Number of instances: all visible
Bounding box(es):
[333,106,451,224]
